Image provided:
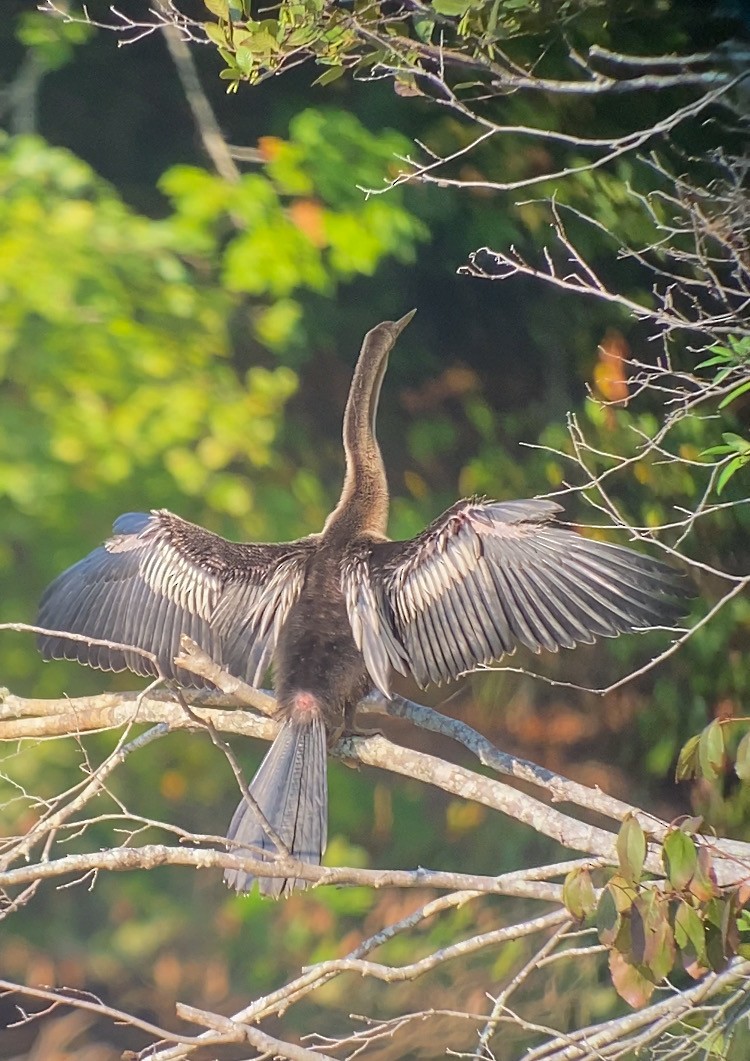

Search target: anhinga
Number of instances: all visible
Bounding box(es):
[38,312,689,896]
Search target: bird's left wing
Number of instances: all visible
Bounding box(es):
[342,498,692,696]
[37,509,313,687]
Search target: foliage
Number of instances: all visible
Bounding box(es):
[199,0,696,92]
[161,108,426,349]
[565,816,750,1009]
[700,337,750,495]
[16,8,93,71]
[0,109,425,687]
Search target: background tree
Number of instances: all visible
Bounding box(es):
[1,2,749,1058]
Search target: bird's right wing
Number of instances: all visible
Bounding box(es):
[343,498,692,696]
[37,509,313,687]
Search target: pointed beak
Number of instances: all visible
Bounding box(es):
[389,308,417,338]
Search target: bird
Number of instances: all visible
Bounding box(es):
[37,311,690,897]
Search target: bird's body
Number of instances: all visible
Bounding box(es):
[275,545,371,727]
[37,312,690,896]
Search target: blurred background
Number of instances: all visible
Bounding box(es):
[0,1,748,1057]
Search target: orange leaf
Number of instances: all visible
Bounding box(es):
[257,135,284,162]
[289,199,327,247]
[594,328,630,402]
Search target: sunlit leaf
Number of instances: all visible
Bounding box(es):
[675,734,700,781]
[698,720,725,781]
[617,815,646,885]
[718,379,750,409]
[717,455,749,494]
[563,866,596,921]
[736,731,750,781]
[313,65,345,86]
[204,0,230,16]
[674,899,706,970]
[663,828,697,891]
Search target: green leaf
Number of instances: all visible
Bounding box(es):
[712,367,735,387]
[689,848,718,903]
[203,0,230,17]
[698,720,725,781]
[674,899,707,972]
[675,734,700,781]
[597,885,621,946]
[607,874,639,912]
[735,731,750,781]
[234,47,256,74]
[313,65,345,86]
[563,866,596,920]
[432,0,474,14]
[722,432,750,451]
[629,896,647,964]
[696,352,733,369]
[729,335,750,356]
[413,14,435,42]
[205,22,229,46]
[717,455,749,494]
[704,898,736,972]
[663,829,697,891]
[617,815,646,885]
[718,378,750,409]
[702,444,735,457]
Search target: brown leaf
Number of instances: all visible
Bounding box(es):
[642,896,676,981]
[609,950,655,1008]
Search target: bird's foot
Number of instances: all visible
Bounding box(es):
[330,722,383,769]
[345,723,384,740]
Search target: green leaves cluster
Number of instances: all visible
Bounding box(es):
[677,718,750,785]
[0,137,231,502]
[0,110,425,692]
[203,0,358,89]
[700,337,750,495]
[564,816,749,1009]
[199,0,682,93]
[0,133,297,521]
[162,108,426,350]
[16,10,93,72]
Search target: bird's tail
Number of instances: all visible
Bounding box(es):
[224,713,328,898]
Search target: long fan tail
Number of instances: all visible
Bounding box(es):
[224,714,328,898]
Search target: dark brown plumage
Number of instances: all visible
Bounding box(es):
[37,311,690,896]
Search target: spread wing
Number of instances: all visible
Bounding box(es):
[37,510,312,687]
[342,498,692,696]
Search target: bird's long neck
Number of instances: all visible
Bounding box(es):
[324,326,391,539]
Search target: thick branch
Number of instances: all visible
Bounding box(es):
[3,685,749,885]
[0,842,572,900]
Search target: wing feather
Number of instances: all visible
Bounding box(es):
[428,591,463,678]
[38,509,312,687]
[342,498,691,693]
